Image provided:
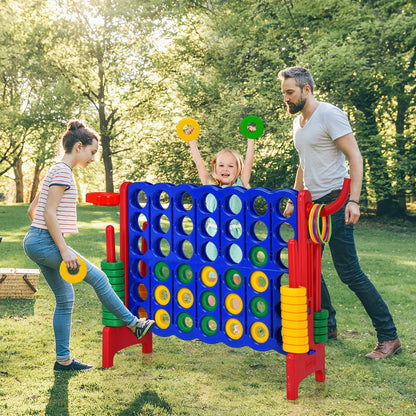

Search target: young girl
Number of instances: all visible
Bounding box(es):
[23,120,154,371]
[189,135,255,262]
[189,137,255,188]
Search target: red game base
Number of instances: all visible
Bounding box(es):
[102,326,153,368]
[286,343,325,400]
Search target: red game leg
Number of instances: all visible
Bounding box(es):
[102,326,153,368]
[286,343,325,400]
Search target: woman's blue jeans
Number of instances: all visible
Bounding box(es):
[316,196,398,342]
[23,227,138,362]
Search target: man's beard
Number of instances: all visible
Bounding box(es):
[287,95,306,114]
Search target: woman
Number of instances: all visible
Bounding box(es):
[24,119,154,371]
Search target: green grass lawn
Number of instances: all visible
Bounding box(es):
[0,204,415,415]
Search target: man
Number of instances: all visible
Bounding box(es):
[278,66,401,359]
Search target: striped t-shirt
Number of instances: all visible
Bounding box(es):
[32,162,78,234]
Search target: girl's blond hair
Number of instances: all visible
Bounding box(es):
[209,149,244,186]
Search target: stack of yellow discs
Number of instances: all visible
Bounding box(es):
[281,285,309,354]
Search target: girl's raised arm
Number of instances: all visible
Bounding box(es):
[189,140,210,185]
[240,138,255,188]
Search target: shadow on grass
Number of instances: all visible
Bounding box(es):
[45,371,78,416]
[0,298,35,317]
[118,389,172,415]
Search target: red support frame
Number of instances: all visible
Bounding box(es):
[101,182,153,369]
[102,326,153,367]
[286,178,350,400]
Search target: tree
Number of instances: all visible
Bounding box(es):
[288,0,416,215]
[145,0,300,189]
[1,0,414,214]
[0,0,78,202]
[41,0,179,192]
[0,1,39,201]
[0,2,28,181]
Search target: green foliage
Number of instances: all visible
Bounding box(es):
[0,0,415,212]
[293,0,416,211]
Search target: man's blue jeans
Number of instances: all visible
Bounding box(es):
[316,196,398,342]
[23,227,138,362]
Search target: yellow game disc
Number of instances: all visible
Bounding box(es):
[250,321,270,343]
[281,327,309,338]
[280,294,307,305]
[283,335,309,346]
[225,318,244,340]
[280,302,308,313]
[283,343,309,354]
[280,285,307,297]
[281,310,308,321]
[177,288,194,309]
[60,257,87,283]
[176,118,200,142]
[154,285,171,306]
[155,309,171,329]
[200,266,218,287]
[225,293,244,315]
[249,270,269,292]
[281,318,308,330]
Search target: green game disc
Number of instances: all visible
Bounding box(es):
[103,269,125,278]
[154,261,170,281]
[225,268,243,290]
[200,315,218,336]
[110,283,125,293]
[314,334,328,344]
[177,313,194,333]
[200,291,218,312]
[101,260,124,271]
[250,246,268,267]
[108,276,125,285]
[313,310,329,320]
[313,326,328,335]
[177,264,194,284]
[313,319,328,328]
[102,318,124,327]
[250,296,269,318]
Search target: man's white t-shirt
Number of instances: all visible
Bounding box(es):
[293,102,352,200]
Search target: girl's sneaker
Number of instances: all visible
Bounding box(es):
[134,318,155,339]
[54,357,93,371]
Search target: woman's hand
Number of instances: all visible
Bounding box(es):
[61,248,80,270]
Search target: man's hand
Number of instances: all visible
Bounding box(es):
[345,201,360,225]
[283,202,295,218]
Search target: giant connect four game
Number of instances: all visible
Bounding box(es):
[94,116,351,400]
[127,182,298,353]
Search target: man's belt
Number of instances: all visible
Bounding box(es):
[314,189,342,204]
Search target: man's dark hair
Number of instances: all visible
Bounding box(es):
[278,66,315,93]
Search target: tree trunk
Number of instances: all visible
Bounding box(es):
[13,157,24,203]
[101,132,114,193]
[97,56,114,193]
[29,163,44,202]
[394,88,411,216]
